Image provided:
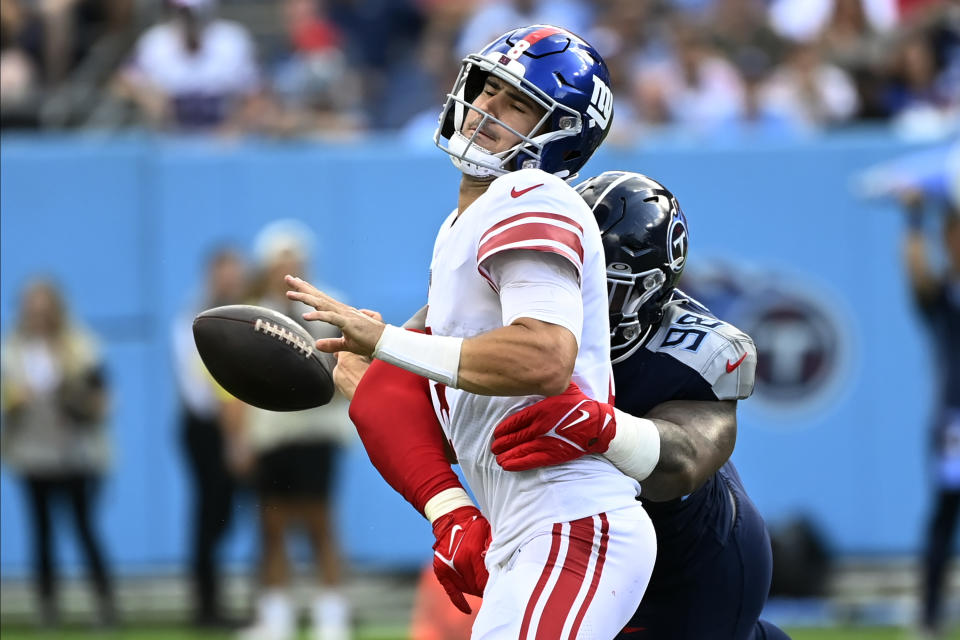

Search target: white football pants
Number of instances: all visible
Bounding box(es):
[472,502,655,640]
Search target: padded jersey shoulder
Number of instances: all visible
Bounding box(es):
[643,292,757,401]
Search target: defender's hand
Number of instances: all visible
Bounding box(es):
[491,383,616,471]
[432,506,491,614]
[333,352,370,401]
[285,275,384,356]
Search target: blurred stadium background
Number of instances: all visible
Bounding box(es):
[1,0,959,638]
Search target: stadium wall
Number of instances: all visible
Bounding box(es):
[0,132,941,575]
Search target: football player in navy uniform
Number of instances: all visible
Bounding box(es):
[491,171,791,639]
[901,190,960,638]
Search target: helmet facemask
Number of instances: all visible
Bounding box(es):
[435,54,583,179]
[607,264,667,363]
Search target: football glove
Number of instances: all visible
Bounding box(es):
[491,383,616,471]
[431,505,491,614]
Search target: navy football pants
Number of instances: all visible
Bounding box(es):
[617,468,790,639]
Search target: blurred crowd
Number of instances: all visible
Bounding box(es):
[1,222,355,639]
[1,0,957,140]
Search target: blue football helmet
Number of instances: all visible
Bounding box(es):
[435,25,613,180]
[576,171,689,363]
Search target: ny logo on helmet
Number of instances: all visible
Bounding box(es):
[587,76,612,129]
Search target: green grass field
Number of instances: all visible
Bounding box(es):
[0,625,927,640]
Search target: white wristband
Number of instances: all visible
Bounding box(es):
[604,409,661,482]
[424,487,475,524]
[372,325,463,388]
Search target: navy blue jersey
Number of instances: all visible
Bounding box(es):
[613,291,756,418]
[613,291,756,562]
[611,291,789,640]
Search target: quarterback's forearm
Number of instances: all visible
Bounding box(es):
[456,318,577,397]
[633,400,737,502]
[341,306,425,400]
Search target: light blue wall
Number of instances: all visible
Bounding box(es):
[0,132,942,575]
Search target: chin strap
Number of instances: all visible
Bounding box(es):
[446,131,575,181]
[447,131,508,178]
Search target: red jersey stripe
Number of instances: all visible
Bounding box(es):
[568,513,610,639]
[535,516,595,639]
[520,523,564,639]
[478,222,585,265]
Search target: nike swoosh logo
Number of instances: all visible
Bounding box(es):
[447,524,463,555]
[726,352,748,373]
[558,409,590,433]
[511,183,544,198]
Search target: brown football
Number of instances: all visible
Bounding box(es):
[193,304,335,411]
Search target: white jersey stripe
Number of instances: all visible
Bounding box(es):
[478,239,582,271]
[479,216,584,248]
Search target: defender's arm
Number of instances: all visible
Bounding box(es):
[639,400,737,502]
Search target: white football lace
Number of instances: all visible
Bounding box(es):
[254,318,314,358]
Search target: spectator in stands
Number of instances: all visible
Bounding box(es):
[171,247,248,629]
[883,29,958,135]
[701,0,786,62]
[713,47,801,138]
[396,13,463,145]
[760,40,860,129]
[768,0,895,44]
[0,0,40,127]
[237,220,352,640]
[113,0,260,131]
[35,0,132,86]
[1,0,133,129]
[267,0,365,137]
[899,183,960,639]
[633,18,746,133]
[0,278,116,629]
[327,0,425,129]
[4,0,132,87]
[585,0,669,141]
[455,0,593,59]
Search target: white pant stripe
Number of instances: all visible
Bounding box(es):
[524,522,570,640]
[560,515,603,638]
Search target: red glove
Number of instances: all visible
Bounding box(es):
[431,505,491,615]
[491,383,616,471]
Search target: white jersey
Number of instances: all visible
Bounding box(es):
[425,169,642,568]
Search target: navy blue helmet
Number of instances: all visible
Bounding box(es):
[435,25,613,180]
[576,171,689,362]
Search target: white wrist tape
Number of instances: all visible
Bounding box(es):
[372,325,463,388]
[604,409,661,482]
[424,487,475,524]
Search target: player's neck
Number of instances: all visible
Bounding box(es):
[457,174,494,218]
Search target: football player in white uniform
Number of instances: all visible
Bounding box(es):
[287,25,657,640]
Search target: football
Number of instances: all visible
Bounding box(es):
[193,304,336,411]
